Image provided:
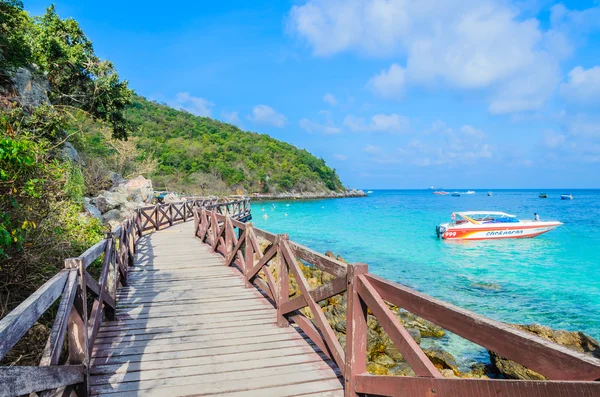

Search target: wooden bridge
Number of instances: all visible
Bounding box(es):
[2,198,600,397]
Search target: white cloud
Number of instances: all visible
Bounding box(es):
[543,131,566,149]
[334,154,348,160]
[221,111,240,125]
[289,0,591,113]
[299,118,341,134]
[323,93,337,106]
[174,92,214,117]
[363,145,381,154]
[344,113,409,133]
[368,64,406,99]
[248,105,287,128]
[560,66,600,105]
[393,123,492,166]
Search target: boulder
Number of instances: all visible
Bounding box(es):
[116,175,153,203]
[423,348,460,376]
[397,310,445,338]
[95,191,128,214]
[101,209,122,228]
[366,362,388,375]
[9,67,50,109]
[83,197,101,219]
[488,324,600,380]
[108,172,126,188]
[61,142,82,164]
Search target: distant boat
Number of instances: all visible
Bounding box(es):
[487,192,492,196]
[452,192,461,197]
[367,191,373,194]
[561,193,573,200]
[464,190,476,195]
[434,191,449,195]
[539,193,547,198]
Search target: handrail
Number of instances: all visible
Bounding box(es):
[0,197,250,397]
[193,207,600,397]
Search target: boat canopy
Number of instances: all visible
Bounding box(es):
[455,211,515,217]
[452,211,517,225]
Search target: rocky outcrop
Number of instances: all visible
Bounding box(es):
[252,189,367,201]
[86,175,155,228]
[5,67,50,110]
[488,324,600,380]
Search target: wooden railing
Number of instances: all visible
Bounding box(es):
[0,197,249,397]
[193,207,600,397]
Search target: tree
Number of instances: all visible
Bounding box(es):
[0,1,32,77]
[27,6,133,139]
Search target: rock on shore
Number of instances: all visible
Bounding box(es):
[488,324,600,380]
[251,188,367,201]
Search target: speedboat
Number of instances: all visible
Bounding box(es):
[464,190,476,195]
[436,211,562,240]
[539,193,547,198]
[487,192,492,196]
[452,192,460,197]
[561,194,573,200]
[367,191,373,194]
[433,191,449,195]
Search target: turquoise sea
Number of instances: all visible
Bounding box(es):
[252,189,600,368]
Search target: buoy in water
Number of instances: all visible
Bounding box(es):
[263,214,268,219]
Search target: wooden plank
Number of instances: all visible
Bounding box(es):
[89,361,339,395]
[80,239,108,269]
[96,317,277,340]
[92,331,307,358]
[356,274,441,378]
[91,347,328,387]
[0,270,68,360]
[91,344,326,376]
[40,269,79,366]
[97,312,276,332]
[91,338,312,366]
[113,304,274,322]
[290,241,347,277]
[280,275,347,315]
[354,374,600,397]
[0,365,84,397]
[365,274,600,381]
[94,325,301,350]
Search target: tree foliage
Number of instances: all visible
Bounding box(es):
[77,96,344,194]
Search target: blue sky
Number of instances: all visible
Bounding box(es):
[25,0,600,189]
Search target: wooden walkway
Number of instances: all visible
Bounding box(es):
[89,221,344,396]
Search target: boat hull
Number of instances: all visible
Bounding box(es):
[437,222,562,240]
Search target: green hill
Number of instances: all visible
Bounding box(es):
[77,96,345,195]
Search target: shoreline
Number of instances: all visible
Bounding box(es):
[250,189,367,201]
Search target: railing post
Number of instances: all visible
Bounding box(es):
[65,257,89,397]
[154,204,159,231]
[277,234,290,327]
[193,208,200,238]
[225,216,233,258]
[345,263,368,396]
[168,204,173,226]
[105,233,117,321]
[244,223,254,288]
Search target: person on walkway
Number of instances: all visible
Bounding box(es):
[534,213,540,221]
